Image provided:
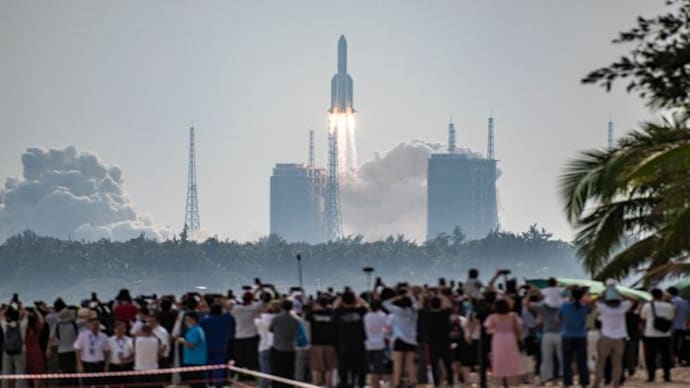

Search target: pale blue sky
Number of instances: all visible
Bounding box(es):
[0,1,663,241]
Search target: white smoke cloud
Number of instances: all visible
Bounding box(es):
[0,146,172,242]
[341,141,483,242]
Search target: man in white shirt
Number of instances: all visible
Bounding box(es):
[134,325,163,386]
[106,321,134,387]
[254,302,278,388]
[593,286,632,388]
[145,314,170,366]
[639,288,676,383]
[232,292,264,375]
[364,300,388,388]
[74,314,110,387]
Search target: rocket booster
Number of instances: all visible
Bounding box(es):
[330,35,354,114]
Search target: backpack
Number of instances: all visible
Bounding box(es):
[55,321,79,340]
[4,324,23,355]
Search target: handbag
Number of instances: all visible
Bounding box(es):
[650,301,673,333]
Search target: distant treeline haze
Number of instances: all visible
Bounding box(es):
[0,225,581,301]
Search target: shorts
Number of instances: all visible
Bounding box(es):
[367,350,386,374]
[393,339,417,352]
[309,345,337,371]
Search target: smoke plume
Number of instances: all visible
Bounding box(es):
[0,146,172,242]
[340,141,480,241]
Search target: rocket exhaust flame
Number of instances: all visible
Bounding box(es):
[328,35,357,176]
[328,111,357,175]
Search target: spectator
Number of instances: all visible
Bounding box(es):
[420,293,453,387]
[639,288,675,382]
[668,286,690,365]
[255,301,279,388]
[459,305,481,385]
[23,308,45,387]
[113,290,138,326]
[383,292,418,388]
[528,282,562,385]
[270,300,300,388]
[48,308,79,387]
[1,302,28,388]
[178,312,207,388]
[465,269,484,300]
[593,285,632,388]
[200,302,234,388]
[232,291,263,375]
[484,298,524,387]
[106,321,134,388]
[560,287,590,388]
[334,291,369,388]
[306,295,337,387]
[73,312,110,387]
[134,325,162,387]
[294,305,311,383]
[146,312,171,378]
[363,300,388,388]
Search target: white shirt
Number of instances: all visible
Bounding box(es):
[152,325,170,357]
[255,313,275,352]
[108,335,134,365]
[131,323,170,358]
[465,279,484,299]
[364,311,388,351]
[74,330,110,363]
[640,301,675,338]
[134,336,160,370]
[233,303,264,339]
[596,301,631,339]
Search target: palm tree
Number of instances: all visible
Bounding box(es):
[560,111,690,285]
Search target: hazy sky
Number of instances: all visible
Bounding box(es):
[0,1,664,242]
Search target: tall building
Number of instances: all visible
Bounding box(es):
[426,119,498,241]
[270,163,326,243]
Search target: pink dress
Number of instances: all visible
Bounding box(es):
[484,313,524,378]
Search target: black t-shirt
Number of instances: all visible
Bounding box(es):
[306,309,337,346]
[333,306,367,349]
[420,309,451,344]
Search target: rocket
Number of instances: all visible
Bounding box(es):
[330,35,354,114]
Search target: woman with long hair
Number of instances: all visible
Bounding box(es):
[383,290,419,387]
[25,308,46,388]
[484,298,524,387]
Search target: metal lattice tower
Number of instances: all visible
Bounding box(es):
[184,126,201,233]
[487,114,495,160]
[309,130,315,167]
[448,118,456,153]
[324,129,343,240]
[608,119,614,151]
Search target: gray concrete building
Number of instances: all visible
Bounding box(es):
[270,163,325,243]
[426,120,498,241]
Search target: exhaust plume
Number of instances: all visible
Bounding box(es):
[341,141,484,241]
[0,146,172,242]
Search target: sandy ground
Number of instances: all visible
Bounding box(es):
[456,367,690,387]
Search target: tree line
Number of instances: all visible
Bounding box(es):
[0,225,578,301]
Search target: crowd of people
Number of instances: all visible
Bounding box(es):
[1,269,690,388]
